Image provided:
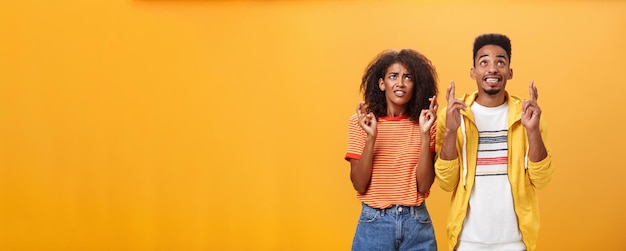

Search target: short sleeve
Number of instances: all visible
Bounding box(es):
[345,114,366,161]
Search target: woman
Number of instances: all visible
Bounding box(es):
[345,48,438,251]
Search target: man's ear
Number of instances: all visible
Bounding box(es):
[379,78,385,91]
[470,67,476,80]
[509,68,514,79]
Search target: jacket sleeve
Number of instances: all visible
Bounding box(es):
[527,119,553,189]
[434,107,461,192]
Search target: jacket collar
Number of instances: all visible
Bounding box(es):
[459,91,524,129]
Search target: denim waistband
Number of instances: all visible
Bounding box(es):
[362,202,425,217]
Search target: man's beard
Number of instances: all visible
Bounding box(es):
[484,88,501,96]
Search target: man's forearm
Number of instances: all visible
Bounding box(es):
[527,128,548,162]
[439,129,458,160]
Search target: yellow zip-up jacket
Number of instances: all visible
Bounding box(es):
[435,91,553,251]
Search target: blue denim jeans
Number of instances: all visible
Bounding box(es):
[351,202,437,251]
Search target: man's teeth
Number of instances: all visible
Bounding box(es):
[486,78,499,82]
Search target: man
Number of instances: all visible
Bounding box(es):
[435,33,553,251]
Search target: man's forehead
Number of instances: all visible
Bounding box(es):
[476,49,509,60]
[477,53,508,58]
[478,45,507,54]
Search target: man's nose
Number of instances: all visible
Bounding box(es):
[487,64,498,74]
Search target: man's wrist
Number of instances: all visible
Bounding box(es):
[526,127,541,137]
[444,128,457,136]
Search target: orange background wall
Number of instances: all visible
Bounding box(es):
[1,0,625,250]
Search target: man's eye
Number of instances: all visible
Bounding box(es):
[480,61,487,66]
[497,61,505,66]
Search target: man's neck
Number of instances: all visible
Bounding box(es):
[475,92,507,107]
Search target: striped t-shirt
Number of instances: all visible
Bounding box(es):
[457,102,524,251]
[345,114,435,209]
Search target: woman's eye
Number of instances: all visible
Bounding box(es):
[404,75,412,80]
[389,74,397,79]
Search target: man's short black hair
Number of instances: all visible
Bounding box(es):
[473,33,511,66]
